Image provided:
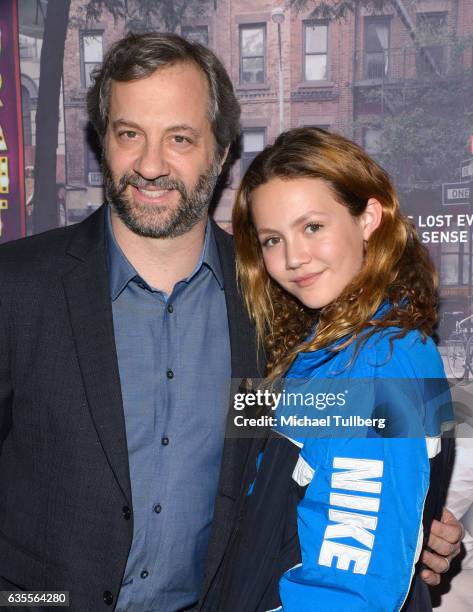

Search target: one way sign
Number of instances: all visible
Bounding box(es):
[442,180,472,206]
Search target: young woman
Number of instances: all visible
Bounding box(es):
[220,128,454,611]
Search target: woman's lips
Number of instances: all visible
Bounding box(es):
[293,271,323,288]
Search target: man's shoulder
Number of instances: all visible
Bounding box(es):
[0,226,77,300]
[0,207,105,279]
[0,224,75,261]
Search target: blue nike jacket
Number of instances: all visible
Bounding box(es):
[219,325,454,612]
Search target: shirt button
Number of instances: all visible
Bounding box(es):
[154,503,162,514]
[161,437,169,446]
[140,570,149,579]
[122,506,131,520]
[166,369,174,379]
[167,304,174,313]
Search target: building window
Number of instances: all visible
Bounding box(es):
[182,25,209,47]
[85,131,102,186]
[303,21,328,81]
[21,86,32,147]
[440,253,460,286]
[440,237,464,286]
[81,32,103,88]
[19,34,37,60]
[364,17,390,79]
[300,123,330,131]
[241,129,265,175]
[416,13,447,76]
[239,24,266,84]
[362,126,382,156]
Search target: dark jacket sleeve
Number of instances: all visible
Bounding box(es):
[0,298,13,452]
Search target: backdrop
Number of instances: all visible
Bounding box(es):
[3,0,473,352]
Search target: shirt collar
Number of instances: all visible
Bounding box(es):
[105,206,224,301]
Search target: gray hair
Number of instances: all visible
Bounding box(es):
[86,31,241,160]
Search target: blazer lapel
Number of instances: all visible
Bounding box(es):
[199,223,264,606]
[212,220,262,381]
[62,206,132,506]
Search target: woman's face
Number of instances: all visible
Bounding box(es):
[250,177,380,310]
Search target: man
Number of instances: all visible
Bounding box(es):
[0,32,463,611]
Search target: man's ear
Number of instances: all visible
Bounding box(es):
[219,145,231,172]
[361,198,383,241]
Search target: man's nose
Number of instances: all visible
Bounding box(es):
[285,240,311,270]
[133,140,170,180]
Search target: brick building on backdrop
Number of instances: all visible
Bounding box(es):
[20,0,473,325]
[56,0,473,214]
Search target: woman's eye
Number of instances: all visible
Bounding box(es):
[306,223,321,234]
[262,236,280,248]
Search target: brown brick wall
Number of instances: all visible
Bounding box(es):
[60,0,473,222]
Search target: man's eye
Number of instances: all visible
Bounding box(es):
[306,223,321,234]
[119,130,137,139]
[173,135,191,144]
[262,236,280,248]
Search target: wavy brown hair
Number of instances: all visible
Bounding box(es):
[232,128,438,379]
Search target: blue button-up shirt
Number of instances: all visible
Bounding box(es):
[105,210,231,612]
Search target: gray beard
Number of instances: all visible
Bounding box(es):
[102,156,220,239]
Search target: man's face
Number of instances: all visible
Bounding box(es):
[103,62,220,238]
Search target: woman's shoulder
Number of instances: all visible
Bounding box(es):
[359,326,445,378]
[288,325,445,380]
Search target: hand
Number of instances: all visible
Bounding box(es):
[421,508,464,586]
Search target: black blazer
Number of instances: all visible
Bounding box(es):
[0,206,262,611]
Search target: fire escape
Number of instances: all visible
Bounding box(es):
[353,0,446,118]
